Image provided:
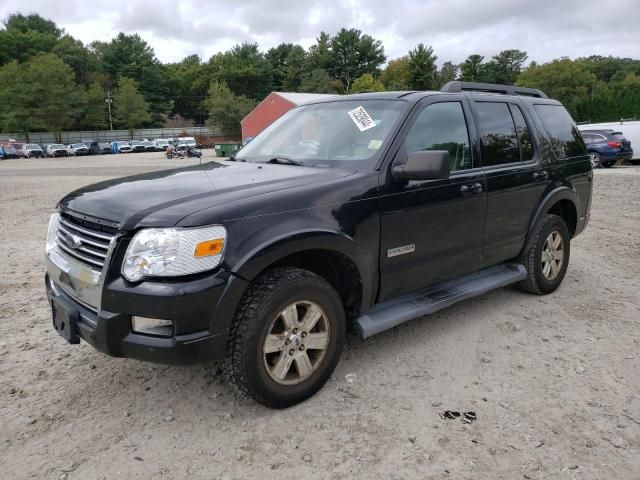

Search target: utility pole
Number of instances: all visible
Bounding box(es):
[105,91,113,130]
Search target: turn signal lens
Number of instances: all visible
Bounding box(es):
[194,238,224,257]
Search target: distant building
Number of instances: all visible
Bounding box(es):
[241,92,335,141]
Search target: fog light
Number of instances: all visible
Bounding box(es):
[132,316,173,337]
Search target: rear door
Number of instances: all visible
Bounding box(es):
[377,97,487,301]
[471,99,551,267]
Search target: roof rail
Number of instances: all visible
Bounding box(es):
[441,81,548,99]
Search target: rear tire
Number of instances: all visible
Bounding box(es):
[517,214,570,295]
[223,267,346,408]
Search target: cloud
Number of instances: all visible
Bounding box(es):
[1,0,638,64]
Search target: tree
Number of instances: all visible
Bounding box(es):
[435,61,458,89]
[516,59,596,118]
[52,35,100,85]
[92,33,168,121]
[112,77,151,134]
[0,53,81,137]
[352,73,385,92]
[298,68,342,93]
[203,81,256,133]
[488,49,528,84]
[459,54,485,82]
[80,82,108,130]
[166,54,209,125]
[2,13,62,37]
[306,32,332,71]
[208,43,273,100]
[327,28,386,92]
[283,45,307,91]
[407,44,437,90]
[266,43,294,90]
[380,57,411,90]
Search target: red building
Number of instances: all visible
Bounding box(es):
[241,92,335,142]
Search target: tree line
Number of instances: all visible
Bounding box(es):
[1,13,639,139]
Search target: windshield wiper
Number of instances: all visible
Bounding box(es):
[268,156,303,166]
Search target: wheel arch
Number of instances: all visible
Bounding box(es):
[520,187,579,257]
[229,229,374,319]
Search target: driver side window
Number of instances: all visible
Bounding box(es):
[404,102,472,171]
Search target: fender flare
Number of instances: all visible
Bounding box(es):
[520,186,578,256]
[232,228,374,306]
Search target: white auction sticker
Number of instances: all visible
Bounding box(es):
[348,106,376,132]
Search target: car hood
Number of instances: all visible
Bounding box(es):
[59,160,356,230]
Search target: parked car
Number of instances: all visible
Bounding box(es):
[112,141,133,153]
[45,82,592,408]
[578,121,640,165]
[176,136,197,150]
[12,143,26,157]
[128,140,146,153]
[153,138,171,151]
[89,141,113,155]
[24,143,44,158]
[580,129,633,168]
[142,140,156,152]
[2,145,19,158]
[67,143,90,156]
[46,144,68,157]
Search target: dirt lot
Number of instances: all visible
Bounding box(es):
[1,153,638,479]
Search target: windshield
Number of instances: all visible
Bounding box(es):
[235,100,407,168]
[27,144,41,149]
[131,141,143,146]
[52,144,65,148]
[72,144,86,148]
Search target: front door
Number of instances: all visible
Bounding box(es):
[378,99,487,302]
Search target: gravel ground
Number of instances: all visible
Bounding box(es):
[1,153,639,480]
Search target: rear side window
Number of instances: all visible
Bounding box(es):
[509,105,534,161]
[533,104,586,159]
[474,102,520,166]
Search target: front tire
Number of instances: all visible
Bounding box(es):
[223,267,346,408]
[518,214,570,295]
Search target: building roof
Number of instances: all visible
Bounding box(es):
[275,92,336,105]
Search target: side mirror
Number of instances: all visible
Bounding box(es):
[392,150,450,181]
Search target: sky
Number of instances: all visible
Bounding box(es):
[1,0,639,65]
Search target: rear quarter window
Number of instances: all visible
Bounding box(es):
[534,104,586,159]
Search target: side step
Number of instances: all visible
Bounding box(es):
[356,263,527,338]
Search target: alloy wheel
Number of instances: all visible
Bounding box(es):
[262,300,330,385]
[541,231,565,281]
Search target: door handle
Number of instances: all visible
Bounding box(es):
[533,171,549,180]
[460,183,483,194]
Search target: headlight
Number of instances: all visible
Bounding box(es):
[122,225,226,281]
[46,213,60,254]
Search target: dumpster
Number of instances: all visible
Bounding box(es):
[214,143,241,157]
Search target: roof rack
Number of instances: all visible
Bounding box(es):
[440,81,548,99]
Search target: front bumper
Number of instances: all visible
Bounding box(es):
[45,274,229,364]
[45,235,248,365]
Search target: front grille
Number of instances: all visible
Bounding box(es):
[55,213,118,270]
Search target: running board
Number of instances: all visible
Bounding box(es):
[356,263,527,338]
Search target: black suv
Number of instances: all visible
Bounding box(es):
[45,82,592,407]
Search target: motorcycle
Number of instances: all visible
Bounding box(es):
[165,149,184,159]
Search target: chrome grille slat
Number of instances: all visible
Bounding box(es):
[55,213,117,270]
[59,217,114,241]
[56,233,107,258]
[58,224,109,250]
[56,240,105,267]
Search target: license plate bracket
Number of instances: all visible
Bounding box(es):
[51,297,80,344]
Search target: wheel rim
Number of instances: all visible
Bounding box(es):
[541,231,565,281]
[262,300,330,385]
[589,153,600,168]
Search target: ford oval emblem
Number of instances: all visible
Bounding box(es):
[69,234,83,249]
